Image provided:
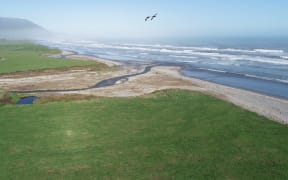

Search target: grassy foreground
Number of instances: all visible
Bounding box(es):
[0,90,288,179]
[0,41,98,74]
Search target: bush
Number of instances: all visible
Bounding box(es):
[0,92,19,105]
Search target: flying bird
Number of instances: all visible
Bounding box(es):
[151,13,157,21]
[145,16,150,22]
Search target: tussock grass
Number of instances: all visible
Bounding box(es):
[0,92,20,105]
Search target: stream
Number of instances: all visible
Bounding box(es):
[13,65,155,94]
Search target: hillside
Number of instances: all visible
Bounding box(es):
[0,17,51,39]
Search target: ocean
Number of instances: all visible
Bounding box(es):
[38,38,288,99]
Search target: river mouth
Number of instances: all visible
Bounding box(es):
[17,96,39,105]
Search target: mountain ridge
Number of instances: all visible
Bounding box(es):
[0,17,51,40]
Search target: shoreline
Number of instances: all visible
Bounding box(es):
[181,67,288,100]
[66,54,288,124]
[65,50,288,100]
[61,51,121,67]
[1,51,287,124]
[177,70,288,124]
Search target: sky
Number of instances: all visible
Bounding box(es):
[1,0,288,39]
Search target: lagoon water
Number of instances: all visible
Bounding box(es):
[17,96,39,105]
[39,38,288,99]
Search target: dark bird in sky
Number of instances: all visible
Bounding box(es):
[145,16,150,22]
[151,13,157,21]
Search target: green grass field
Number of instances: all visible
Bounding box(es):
[0,41,100,74]
[1,90,288,179]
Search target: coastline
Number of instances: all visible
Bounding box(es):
[1,51,287,124]
[178,71,288,124]
[67,54,288,124]
[65,54,121,67]
[77,65,288,124]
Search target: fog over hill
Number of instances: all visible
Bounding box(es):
[0,17,52,40]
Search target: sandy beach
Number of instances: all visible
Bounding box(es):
[0,54,287,124]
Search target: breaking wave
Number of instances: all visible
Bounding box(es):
[37,40,288,84]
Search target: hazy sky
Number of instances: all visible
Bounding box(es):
[1,0,288,38]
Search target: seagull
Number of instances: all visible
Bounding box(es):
[151,13,157,21]
[145,16,150,22]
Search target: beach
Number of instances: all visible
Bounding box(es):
[1,53,287,124]
[40,39,288,100]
